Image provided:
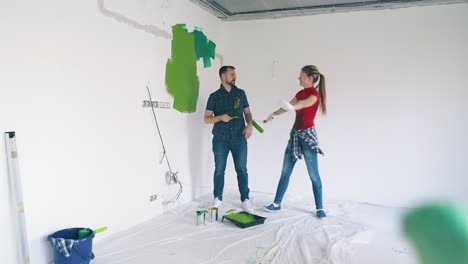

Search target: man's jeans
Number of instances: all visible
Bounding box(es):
[274,137,323,209]
[212,137,250,202]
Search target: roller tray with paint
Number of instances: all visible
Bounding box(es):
[222,211,266,228]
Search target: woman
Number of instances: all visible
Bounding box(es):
[263,65,327,219]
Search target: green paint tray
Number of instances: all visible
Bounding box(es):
[222,211,266,228]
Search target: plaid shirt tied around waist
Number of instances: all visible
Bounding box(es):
[290,127,324,161]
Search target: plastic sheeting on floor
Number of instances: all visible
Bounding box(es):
[93,191,419,264]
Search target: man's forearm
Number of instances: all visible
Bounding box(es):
[204,115,222,124]
[245,113,253,125]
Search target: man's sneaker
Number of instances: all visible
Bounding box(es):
[316,209,327,219]
[264,203,281,212]
[213,197,222,208]
[242,199,254,212]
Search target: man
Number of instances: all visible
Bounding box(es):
[204,66,254,212]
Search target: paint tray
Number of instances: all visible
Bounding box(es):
[222,211,266,228]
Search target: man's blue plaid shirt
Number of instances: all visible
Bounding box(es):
[206,84,249,140]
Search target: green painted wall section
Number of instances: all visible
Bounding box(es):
[165,24,199,113]
[165,24,216,113]
[193,28,216,68]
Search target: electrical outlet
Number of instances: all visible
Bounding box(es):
[143,100,171,109]
[149,194,158,202]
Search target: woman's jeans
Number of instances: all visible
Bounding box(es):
[212,137,250,202]
[274,137,323,209]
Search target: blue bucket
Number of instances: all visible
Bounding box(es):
[48,227,95,264]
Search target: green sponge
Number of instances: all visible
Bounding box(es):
[403,203,468,264]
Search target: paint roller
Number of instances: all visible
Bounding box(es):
[263,100,296,123]
[231,116,264,133]
[77,227,108,239]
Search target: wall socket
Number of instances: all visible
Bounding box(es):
[149,194,158,202]
[143,100,171,109]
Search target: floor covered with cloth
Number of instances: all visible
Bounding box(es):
[93,190,419,264]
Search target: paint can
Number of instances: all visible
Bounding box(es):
[196,210,206,226]
[208,207,218,222]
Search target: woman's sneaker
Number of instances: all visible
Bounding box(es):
[316,209,327,219]
[264,203,281,212]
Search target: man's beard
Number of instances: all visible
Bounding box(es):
[227,80,236,86]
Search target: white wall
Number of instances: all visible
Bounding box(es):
[221,4,468,208]
[0,0,222,263]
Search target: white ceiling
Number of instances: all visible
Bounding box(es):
[189,0,468,20]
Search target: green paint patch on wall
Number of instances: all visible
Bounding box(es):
[165,24,216,113]
[165,24,198,113]
[193,28,216,68]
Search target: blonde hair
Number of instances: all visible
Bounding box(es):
[301,65,327,115]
